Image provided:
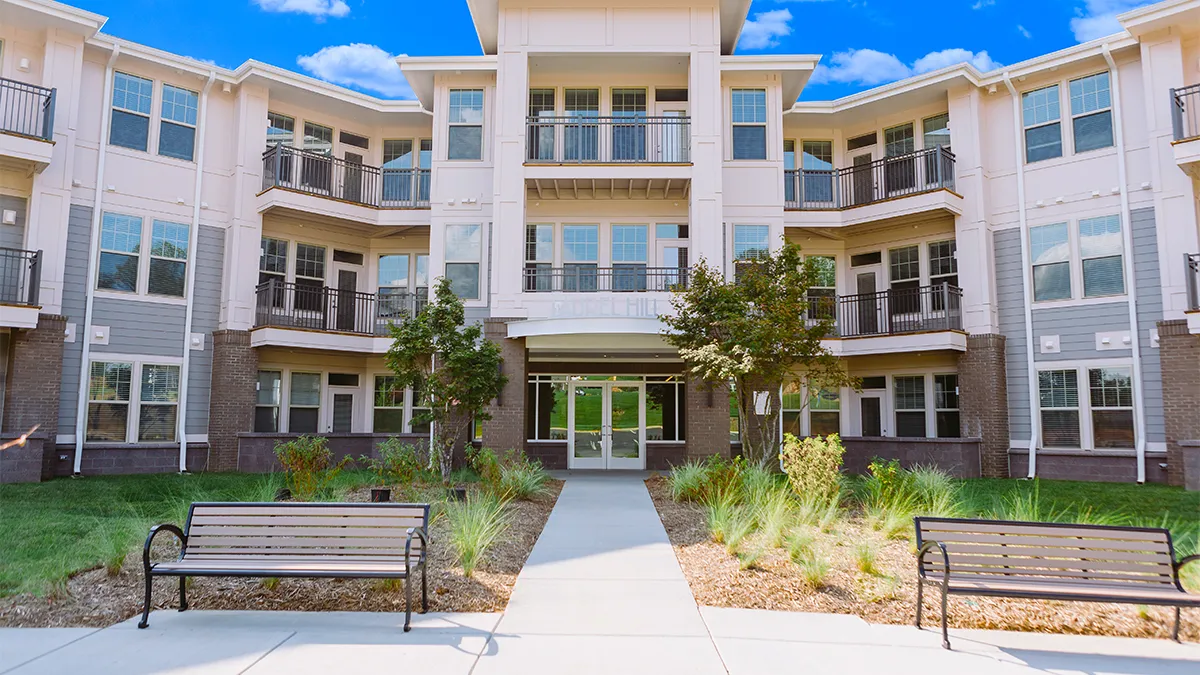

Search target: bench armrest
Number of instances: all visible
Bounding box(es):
[1176,554,1200,589]
[917,539,951,586]
[405,527,429,573]
[142,524,186,573]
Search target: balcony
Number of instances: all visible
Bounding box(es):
[785,147,955,211]
[251,279,426,351]
[815,283,965,356]
[1171,85,1200,178]
[0,77,56,171]
[1187,253,1200,334]
[522,266,689,293]
[0,248,42,328]
[260,145,430,221]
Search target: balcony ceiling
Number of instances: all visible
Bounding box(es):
[525,177,689,201]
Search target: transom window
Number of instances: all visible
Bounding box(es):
[731,88,767,160]
[1069,72,1114,153]
[1022,84,1063,163]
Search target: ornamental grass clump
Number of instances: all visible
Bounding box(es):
[496,454,550,501]
[854,541,880,576]
[274,436,350,502]
[447,492,510,577]
[668,461,711,502]
[795,551,831,590]
[722,507,757,555]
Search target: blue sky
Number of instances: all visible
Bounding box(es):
[71,0,1154,101]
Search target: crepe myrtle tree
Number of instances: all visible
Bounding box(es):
[385,277,506,482]
[662,240,853,466]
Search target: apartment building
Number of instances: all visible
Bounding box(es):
[0,0,1198,486]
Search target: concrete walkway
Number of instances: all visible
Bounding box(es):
[4,474,1199,674]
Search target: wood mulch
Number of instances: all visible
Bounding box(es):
[0,481,562,628]
[647,476,1199,641]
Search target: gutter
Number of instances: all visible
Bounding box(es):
[176,71,217,473]
[1102,45,1147,484]
[1002,72,1041,479]
[73,45,121,476]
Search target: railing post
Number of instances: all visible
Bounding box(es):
[1172,88,1185,141]
[44,88,57,141]
[28,250,41,306]
[940,282,950,330]
[274,145,283,187]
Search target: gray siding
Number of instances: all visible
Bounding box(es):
[993,228,1030,442]
[0,195,27,251]
[1031,302,1131,361]
[1131,207,1165,443]
[91,298,186,356]
[187,224,224,435]
[58,205,91,435]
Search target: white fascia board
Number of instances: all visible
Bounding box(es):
[6,0,106,35]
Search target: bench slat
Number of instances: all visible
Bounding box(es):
[189,516,427,528]
[191,505,427,518]
[181,554,416,564]
[933,543,1174,564]
[923,565,1175,584]
[189,526,421,538]
[915,531,1172,553]
[918,521,1169,543]
[157,560,411,573]
[943,578,1200,604]
[187,536,420,549]
[922,556,1172,576]
[183,546,419,557]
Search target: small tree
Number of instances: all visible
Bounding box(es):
[385,277,506,482]
[662,240,854,465]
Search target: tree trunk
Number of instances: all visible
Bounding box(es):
[738,376,781,467]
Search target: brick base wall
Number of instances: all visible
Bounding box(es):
[1009,450,1168,484]
[482,319,526,454]
[525,442,567,470]
[1158,320,1199,487]
[4,314,66,442]
[208,330,257,472]
[647,442,688,470]
[958,333,1009,478]
[0,434,47,483]
[52,444,209,477]
[840,437,982,478]
[687,378,730,460]
[238,433,429,473]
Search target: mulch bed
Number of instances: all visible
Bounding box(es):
[647,476,1199,641]
[0,481,561,628]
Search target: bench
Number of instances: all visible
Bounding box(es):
[139,502,430,631]
[915,516,1199,649]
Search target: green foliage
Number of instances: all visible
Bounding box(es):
[780,433,845,503]
[786,530,815,563]
[386,277,507,482]
[738,544,767,570]
[247,472,286,503]
[723,507,757,555]
[705,492,738,545]
[446,492,510,577]
[360,439,424,489]
[662,241,853,464]
[854,541,880,575]
[987,480,1070,523]
[667,461,711,502]
[495,453,550,501]
[273,436,350,501]
[745,477,791,548]
[794,492,843,533]
[90,516,145,576]
[855,461,962,530]
[795,551,830,590]
[261,577,280,591]
[466,446,503,488]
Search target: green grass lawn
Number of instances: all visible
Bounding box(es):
[958,478,1200,529]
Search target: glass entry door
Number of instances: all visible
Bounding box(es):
[568,381,645,469]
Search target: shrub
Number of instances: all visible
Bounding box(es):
[780,433,844,503]
[909,465,964,517]
[496,454,550,500]
[360,439,424,489]
[738,544,766,570]
[865,505,911,540]
[703,454,747,503]
[668,461,711,502]
[854,541,880,575]
[466,446,503,489]
[274,436,350,501]
[447,492,509,577]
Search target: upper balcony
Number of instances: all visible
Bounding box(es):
[522,265,689,293]
[250,278,427,352]
[0,77,56,172]
[0,247,43,328]
[814,282,965,356]
[1171,85,1200,178]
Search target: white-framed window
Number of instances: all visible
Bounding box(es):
[1022,84,1062,163]
[1069,72,1114,154]
[1030,222,1072,301]
[97,213,190,298]
[611,224,648,291]
[934,373,959,438]
[373,375,408,433]
[527,375,568,441]
[266,112,294,147]
[562,224,599,292]
[1088,366,1134,448]
[806,255,836,320]
[139,364,181,441]
[1039,369,1080,448]
[731,88,767,160]
[445,224,482,299]
[524,224,554,291]
[293,243,327,312]
[97,212,142,293]
[888,244,921,298]
[86,360,180,443]
[733,224,769,261]
[1030,215,1125,303]
[448,89,484,160]
[111,72,154,152]
[288,372,321,434]
[86,361,133,442]
[378,253,414,320]
[1079,215,1124,297]
[259,237,288,308]
[894,375,927,438]
[646,376,686,442]
[922,113,951,151]
[928,240,958,288]
[159,84,198,161]
[809,388,841,437]
[884,122,915,157]
[255,370,282,432]
[148,221,189,297]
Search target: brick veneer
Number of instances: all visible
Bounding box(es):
[482,319,526,454]
[840,437,982,478]
[1158,320,1200,487]
[4,314,66,447]
[51,444,208,477]
[686,378,730,460]
[207,330,257,472]
[958,333,1010,478]
[238,433,429,472]
[1009,450,1169,484]
[0,434,47,483]
[525,441,567,470]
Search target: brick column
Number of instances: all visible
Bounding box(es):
[207,330,257,472]
[4,314,66,443]
[686,377,731,461]
[1159,320,1200,487]
[958,333,1010,478]
[481,319,526,454]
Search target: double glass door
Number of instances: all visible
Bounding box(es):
[568,381,645,469]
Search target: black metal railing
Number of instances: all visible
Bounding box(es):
[1187,253,1200,311]
[1172,84,1200,142]
[522,265,690,293]
[833,283,962,338]
[254,278,427,337]
[0,248,41,307]
[0,77,55,142]
[261,145,431,209]
[785,146,955,210]
[525,116,691,163]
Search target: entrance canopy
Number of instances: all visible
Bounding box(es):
[509,317,679,363]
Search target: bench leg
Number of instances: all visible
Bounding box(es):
[915,578,923,628]
[939,583,950,650]
[137,575,153,629]
[404,574,412,633]
[1173,607,1181,643]
[421,563,428,613]
[179,577,188,612]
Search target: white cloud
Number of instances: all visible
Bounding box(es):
[811,47,1000,86]
[253,0,350,19]
[297,44,413,98]
[971,0,995,9]
[1017,24,1032,39]
[740,9,793,50]
[1069,0,1151,42]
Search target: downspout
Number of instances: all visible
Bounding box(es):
[1102,45,1147,484]
[73,45,120,476]
[176,71,217,473]
[1002,72,1040,479]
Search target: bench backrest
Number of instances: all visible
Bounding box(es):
[915,517,1179,589]
[182,502,431,560]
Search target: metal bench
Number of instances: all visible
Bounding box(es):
[915,516,1200,649]
[138,502,430,631]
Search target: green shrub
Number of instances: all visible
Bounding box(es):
[780,433,844,503]
[466,447,503,489]
[865,505,911,540]
[703,455,747,503]
[668,461,711,502]
[360,439,424,489]
[737,544,766,570]
[274,436,350,501]
[496,454,550,500]
[447,492,509,577]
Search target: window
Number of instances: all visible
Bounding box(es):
[373,375,406,433]
[111,72,153,151]
[729,387,740,443]
[801,140,834,204]
[259,237,288,307]
[1030,223,1071,301]
[612,88,647,161]
[810,389,840,437]
[807,255,836,320]
[781,381,803,437]
[564,88,600,161]
[1069,72,1113,153]
[158,85,198,161]
[847,132,876,151]
[410,379,431,434]
[382,139,415,202]
[934,374,959,438]
[526,376,567,441]
[562,224,599,291]
[448,89,484,160]
[266,112,295,147]
[148,221,189,297]
[377,254,412,321]
[294,243,326,312]
[894,375,926,437]
[524,224,553,291]
[889,245,921,315]
[731,89,767,160]
[139,364,180,441]
[928,240,958,310]
[339,131,369,150]
[98,213,142,292]
[289,372,321,433]
[733,225,769,261]
[301,122,333,191]
[303,122,333,154]
[611,224,648,291]
[646,377,686,442]
[1079,215,1124,297]
[884,123,915,157]
[1022,85,1063,162]
[528,88,556,160]
[445,224,482,299]
[87,361,132,442]
[1089,367,1133,448]
[255,371,281,432]
[1039,369,1080,448]
[922,113,951,151]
